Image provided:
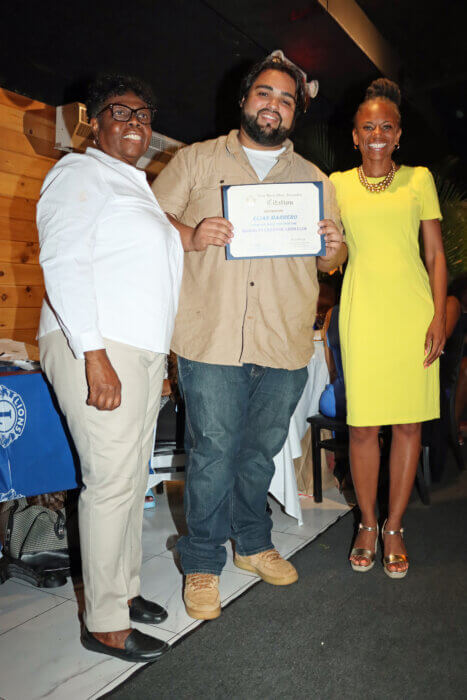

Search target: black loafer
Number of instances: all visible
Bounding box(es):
[129,595,168,624]
[81,627,169,662]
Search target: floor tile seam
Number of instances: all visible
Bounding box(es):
[141,551,165,563]
[158,549,175,559]
[220,565,259,577]
[220,574,257,593]
[171,619,202,638]
[276,530,316,540]
[270,524,294,533]
[9,578,78,602]
[89,663,142,700]
[282,509,352,537]
[280,514,351,560]
[0,597,69,638]
[220,578,260,607]
[138,622,180,635]
[142,544,174,556]
[143,548,177,562]
[272,529,311,541]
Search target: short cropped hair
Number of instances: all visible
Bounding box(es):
[239,57,307,118]
[86,74,156,118]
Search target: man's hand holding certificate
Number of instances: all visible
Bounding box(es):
[222,182,325,260]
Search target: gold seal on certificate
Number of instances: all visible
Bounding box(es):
[222,181,324,260]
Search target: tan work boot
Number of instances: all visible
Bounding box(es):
[184,574,221,620]
[234,548,298,585]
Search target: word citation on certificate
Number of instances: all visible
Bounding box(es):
[222,181,324,260]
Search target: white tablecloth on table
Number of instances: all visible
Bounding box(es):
[269,341,329,525]
[150,341,329,524]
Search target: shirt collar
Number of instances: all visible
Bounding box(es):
[85,147,148,183]
[225,129,294,165]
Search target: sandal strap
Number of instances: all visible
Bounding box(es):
[350,547,375,562]
[358,523,378,533]
[384,554,409,565]
[383,526,404,537]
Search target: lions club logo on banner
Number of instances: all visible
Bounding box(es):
[0,384,27,448]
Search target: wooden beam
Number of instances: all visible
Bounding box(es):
[0,88,54,112]
[0,125,59,162]
[0,103,56,139]
[317,0,400,80]
[0,103,62,161]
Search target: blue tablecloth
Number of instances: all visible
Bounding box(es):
[0,369,79,501]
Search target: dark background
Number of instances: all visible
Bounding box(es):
[0,0,465,178]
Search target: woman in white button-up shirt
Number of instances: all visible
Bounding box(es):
[38,76,183,663]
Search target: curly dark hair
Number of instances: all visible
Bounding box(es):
[354,77,401,126]
[86,74,156,118]
[239,56,307,118]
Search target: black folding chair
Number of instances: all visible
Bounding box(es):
[306,413,349,503]
[152,399,186,477]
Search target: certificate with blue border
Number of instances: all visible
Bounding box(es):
[222,181,325,260]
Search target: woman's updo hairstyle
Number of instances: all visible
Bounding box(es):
[354,78,401,126]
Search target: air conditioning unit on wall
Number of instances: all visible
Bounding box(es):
[55,102,183,168]
[55,102,93,152]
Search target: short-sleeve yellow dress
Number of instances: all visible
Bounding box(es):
[329,166,442,426]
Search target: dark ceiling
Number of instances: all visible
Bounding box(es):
[0,0,377,141]
[0,1,465,174]
[356,0,467,174]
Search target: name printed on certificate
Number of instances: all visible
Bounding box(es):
[223,181,324,260]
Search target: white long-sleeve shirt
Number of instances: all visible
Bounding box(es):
[37,148,184,358]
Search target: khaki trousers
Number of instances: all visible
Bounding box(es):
[40,330,165,632]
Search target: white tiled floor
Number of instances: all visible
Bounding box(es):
[0,486,350,700]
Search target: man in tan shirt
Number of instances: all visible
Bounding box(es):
[153,54,346,620]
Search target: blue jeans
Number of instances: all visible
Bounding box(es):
[177,358,308,575]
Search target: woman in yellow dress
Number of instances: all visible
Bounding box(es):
[330,79,447,578]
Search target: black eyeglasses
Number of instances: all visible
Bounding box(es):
[97,103,155,125]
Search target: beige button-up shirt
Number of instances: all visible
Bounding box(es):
[152,130,342,370]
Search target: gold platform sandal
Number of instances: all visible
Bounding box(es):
[382,520,409,579]
[350,523,378,572]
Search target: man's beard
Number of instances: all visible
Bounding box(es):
[240,108,294,147]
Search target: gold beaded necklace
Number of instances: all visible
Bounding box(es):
[358,161,396,193]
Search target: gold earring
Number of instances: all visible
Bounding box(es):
[354,144,359,150]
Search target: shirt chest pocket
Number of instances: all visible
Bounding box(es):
[188,170,257,222]
[188,182,224,218]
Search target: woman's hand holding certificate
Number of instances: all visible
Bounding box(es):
[318,219,344,260]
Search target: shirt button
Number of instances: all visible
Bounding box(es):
[250,281,255,286]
